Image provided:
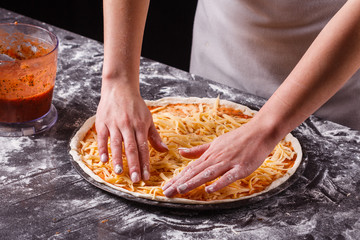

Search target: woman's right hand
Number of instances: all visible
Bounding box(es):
[99,0,166,182]
[95,79,168,183]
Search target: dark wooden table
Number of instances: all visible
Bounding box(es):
[1,8,359,240]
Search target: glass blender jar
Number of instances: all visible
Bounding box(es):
[0,23,59,136]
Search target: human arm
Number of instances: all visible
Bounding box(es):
[96,0,168,183]
[162,0,360,196]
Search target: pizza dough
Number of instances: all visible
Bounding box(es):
[69,97,302,204]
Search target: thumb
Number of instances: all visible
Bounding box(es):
[148,122,168,152]
[179,143,210,159]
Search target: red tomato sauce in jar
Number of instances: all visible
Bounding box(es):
[0,86,54,123]
[0,32,57,123]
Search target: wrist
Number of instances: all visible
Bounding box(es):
[248,111,288,145]
[101,64,140,92]
[102,66,138,82]
[101,75,140,97]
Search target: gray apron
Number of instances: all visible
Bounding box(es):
[190,0,359,130]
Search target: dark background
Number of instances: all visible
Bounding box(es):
[0,0,198,72]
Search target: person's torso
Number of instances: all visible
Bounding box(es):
[190,0,359,129]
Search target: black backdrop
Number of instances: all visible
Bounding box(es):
[1,0,198,71]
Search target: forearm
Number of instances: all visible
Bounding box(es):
[255,0,360,139]
[102,0,150,92]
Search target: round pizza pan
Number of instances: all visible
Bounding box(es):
[69,127,308,211]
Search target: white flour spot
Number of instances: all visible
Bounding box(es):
[158,86,176,95]
[1,137,33,163]
[208,83,233,97]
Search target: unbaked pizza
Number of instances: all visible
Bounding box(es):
[69,97,302,204]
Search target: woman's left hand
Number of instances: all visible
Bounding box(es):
[162,119,281,197]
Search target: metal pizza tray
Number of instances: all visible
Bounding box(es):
[69,127,308,211]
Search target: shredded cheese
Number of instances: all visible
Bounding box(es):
[78,101,297,201]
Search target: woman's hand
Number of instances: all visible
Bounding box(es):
[162,118,281,197]
[95,81,168,183]
[98,0,159,182]
[162,0,360,196]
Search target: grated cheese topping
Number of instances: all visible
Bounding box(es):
[78,99,297,201]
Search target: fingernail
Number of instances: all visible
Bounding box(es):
[143,168,150,181]
[114,164,123,174]
[178,183,188,194]
[100,153,108,163]
[162,182,171,191]
[161,142,168,150]
[163,186,176,197]
[131,172,140,183]
[178,147,190,153]
[205,186,214,193]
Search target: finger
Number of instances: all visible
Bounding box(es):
[162,158,211,197]
[162,147,211,191]
[135,131,151,181]
[109,128,124,175]
[162,144,216,194]
[95,122,110,163]
[162,158,200,191]
[178,143,210,159]
[176,163,229,195]
[148,122,168,152]
[121,128,141,183]
[205,167,243,193]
